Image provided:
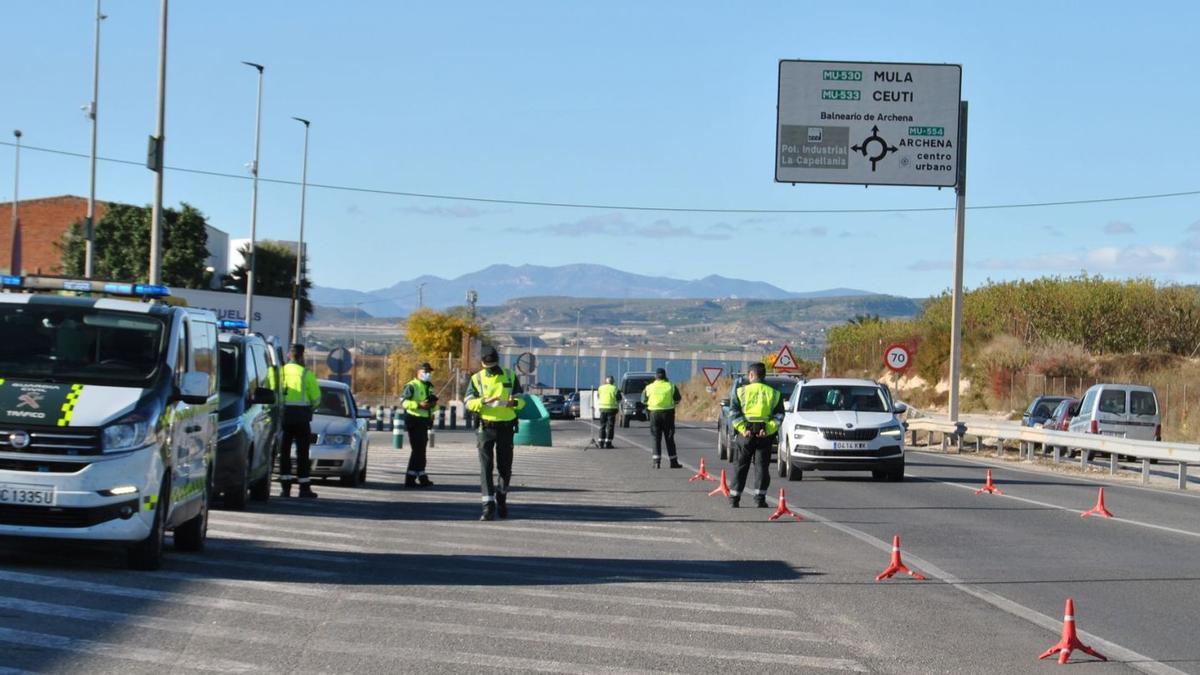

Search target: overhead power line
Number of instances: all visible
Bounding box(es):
[3,140,1199,215]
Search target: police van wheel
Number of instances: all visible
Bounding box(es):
[224,454,249,511]
[621,416,630,429]
[249,454,272,502]
[128,479,169,571]
[175,478,209,553]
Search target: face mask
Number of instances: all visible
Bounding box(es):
[419,372,432,383]
[486,364,502,375]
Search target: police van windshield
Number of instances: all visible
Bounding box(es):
[218,343,244,394]
[316,387,352,418]
[797,385,888,413]
[0,305,166,386]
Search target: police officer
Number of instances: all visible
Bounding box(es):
[464,346,525,521]
[728,362,784,508]
[596,375,619,448]
[642,368,682,469]
[279,344,321,499]
[400,362,437,488]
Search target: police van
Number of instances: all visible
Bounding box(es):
[0,275,218,569]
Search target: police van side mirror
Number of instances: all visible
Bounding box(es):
[174,372,210,405]
[253,387,276,405]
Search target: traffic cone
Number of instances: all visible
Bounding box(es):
[1081,487,1114,518]
[1038,598,1107,664]
[767,488,803,521]
[689,457,717,482]
[875,535,926,581]
[707,469,731,497]
[974,468,1004,495]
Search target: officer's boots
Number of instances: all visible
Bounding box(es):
[729,495,740,508]
[481,502,496,521]
[755,496,768,508]
[669,458,683,469]
[404,474,418,488]
[280,480,292,498]
[496,493,508,519]
[417,475,434,487]
[298,483,318,499]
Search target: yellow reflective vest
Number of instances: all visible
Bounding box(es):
[597,383,620,411]
[281,362,320,408]
[402,379,434,418]
[732,381,783,435]
[642,379,679,411]
[465,368,526,422]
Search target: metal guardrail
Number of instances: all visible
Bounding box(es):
[906,417,1198,489]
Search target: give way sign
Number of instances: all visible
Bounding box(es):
[701,367,724,387]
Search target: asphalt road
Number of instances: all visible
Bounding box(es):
[0,419,1196,673]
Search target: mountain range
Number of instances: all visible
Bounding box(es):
[311,264,877,317]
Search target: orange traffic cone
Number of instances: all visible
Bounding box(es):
[1038,598,1107,664]
[707,469,731,497]
[975,468,1004,495]
[1081,487,1114,518]
[767,488,803,521]
[875,535,926,581]
[689,457,717,482]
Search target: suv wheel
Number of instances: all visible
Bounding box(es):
[778,443,788,478]
[128,478,169,570]
[621,415,630,428]
[717,428,727,461]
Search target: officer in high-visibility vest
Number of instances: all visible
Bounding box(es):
[279,344,321,498]
[400,362,437,488]
[596,375,620,448]
[728,362,784,508]
[464,346,525,521]
[642,368,682,469]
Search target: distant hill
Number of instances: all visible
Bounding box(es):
[312,264,879,317]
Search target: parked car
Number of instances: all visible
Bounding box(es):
[618,372,657,427]
[1068,384,1161,441]
[779,378,907,482]
[716,374,803,462]
[565,392,580,419]
[214,332,280,509]
[1021,395,1070,428]
[294,380,371,486]
[541,394,570,420]
[1044,398,1080,432]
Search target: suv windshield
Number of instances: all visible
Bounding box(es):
[764,377,800,398]
[798,385,888,412]
[622,376,654,394]
[316,386,352,418]
[218,342,244,394]
[0,305,166,386]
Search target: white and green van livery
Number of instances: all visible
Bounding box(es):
[0,289,218,570]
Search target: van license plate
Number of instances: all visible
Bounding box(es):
[832,442,868,450]
[0,483,56,507]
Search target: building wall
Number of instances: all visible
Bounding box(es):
[0,195,107,275]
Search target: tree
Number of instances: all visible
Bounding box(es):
[60,202,209,287]
[848,313,882,326]
[404,307,484,359]
[224,242,313,326]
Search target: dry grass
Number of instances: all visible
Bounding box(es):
[676,374,731,422]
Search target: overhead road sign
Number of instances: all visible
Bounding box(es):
[883,343,912,373]
[776,60,961,187]
[773,345,801,373]
[702,367,724,387]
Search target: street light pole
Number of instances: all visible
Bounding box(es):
[147,0,167,286]
[242,61,264,333]
[417,282,426,308]
[289,117,310,347]
[9,130,20,275]
[83,0,106,279]
[574,309,582,393]
[352,302,362,392]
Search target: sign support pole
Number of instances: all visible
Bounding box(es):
[948,101,969,424]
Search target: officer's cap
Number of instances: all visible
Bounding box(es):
[481,346,500,365]
[419,362,434,372]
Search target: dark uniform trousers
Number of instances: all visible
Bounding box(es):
[405,414,430,476]
[733,430,774,499]
[478,420,516,500]
[598,410,617,444]
[649,410,678,459]
[280,405,313,483]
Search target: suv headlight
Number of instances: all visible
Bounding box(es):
[103,416,156,452]
[322,433,352,447]
[880,424,904,438]
[792,424,817,439]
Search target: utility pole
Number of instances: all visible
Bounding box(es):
[9,130,20,275]
[574,308,582,393]
[83,0,105,278]
[289,117,310,346]
[242,61,264,332]
[147,0,167,285]
[417,282,426,309]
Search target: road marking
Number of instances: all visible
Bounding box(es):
[0,626,261,673]
[502,587,796,618]
[615,426,1188,675]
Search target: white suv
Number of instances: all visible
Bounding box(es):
[779,378,907,482]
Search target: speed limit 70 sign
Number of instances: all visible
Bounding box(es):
[883,344,912,372]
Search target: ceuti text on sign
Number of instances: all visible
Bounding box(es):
[776,60,962,188]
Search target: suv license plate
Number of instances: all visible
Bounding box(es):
[832,442,868,450]
[0,483,56,507]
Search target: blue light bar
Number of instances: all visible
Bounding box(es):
[132,284,171,298]
[1,275,21,287]
[218,319,249,331]
[8,276,172,299]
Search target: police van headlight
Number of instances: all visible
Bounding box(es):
[103,416,156,452]
[880,424,904,438]
[218,418,242,441]
[322,433,352,447]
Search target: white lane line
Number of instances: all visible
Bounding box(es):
[208,527,524,555]
[0,596,670,675]
[502,587,795,618]
[0,569,303,617]
[345,615,862,672]
[0,626,261,673]
[926,476,1200,540]
[614,429,1188,675]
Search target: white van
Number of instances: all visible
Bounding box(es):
[0,277,218,569]
[1068,384,1161,441]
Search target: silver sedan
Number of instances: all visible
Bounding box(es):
[290,379,370,487]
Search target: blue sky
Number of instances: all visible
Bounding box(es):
[2,1,1198,301]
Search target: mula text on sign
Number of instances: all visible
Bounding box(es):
[776,60,961,187]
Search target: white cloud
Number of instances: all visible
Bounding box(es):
[1104,221,1135,235]
[906,259,952,271]
[504,213,731,240]
[977,245,1199,274]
